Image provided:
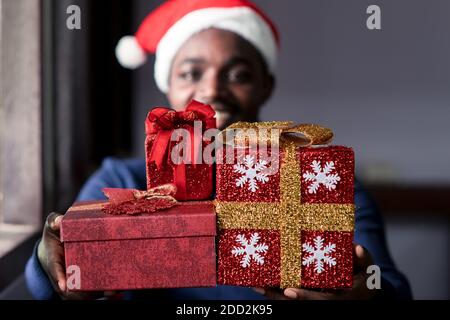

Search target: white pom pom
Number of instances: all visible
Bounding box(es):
[115,36,147,69]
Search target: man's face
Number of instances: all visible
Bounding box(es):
[167,28,274,129]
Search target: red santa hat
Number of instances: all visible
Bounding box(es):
[115,0,280,93]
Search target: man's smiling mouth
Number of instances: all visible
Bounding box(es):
[210,102,239,128]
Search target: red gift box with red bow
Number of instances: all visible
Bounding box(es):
[145,100,216,201]
[61,200,216,291]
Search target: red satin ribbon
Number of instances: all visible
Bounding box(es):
[145,100,216,200]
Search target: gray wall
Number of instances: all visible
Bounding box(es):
[257,0,450,185]
[385,215,449,300]
[130,0,450,299]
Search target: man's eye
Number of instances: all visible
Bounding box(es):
[228,69,253,84]
[179,69,202,82]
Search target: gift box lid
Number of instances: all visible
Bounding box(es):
[61,201,216,242]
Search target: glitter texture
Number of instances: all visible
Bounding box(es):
[145,101,216,201]
[301,231,353,288]
[218,229,281,287]
[216,146,281,202]
[280,140,302,287]
[216,122,355,289]
[146,155,213,200]
[300,146,354,204]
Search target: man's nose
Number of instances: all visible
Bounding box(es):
[195,70,224,103]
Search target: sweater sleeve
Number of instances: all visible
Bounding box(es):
[76,157,147,201]
[354,180,412,299]
[24,242,60,300]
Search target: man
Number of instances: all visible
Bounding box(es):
[25,0,412,300]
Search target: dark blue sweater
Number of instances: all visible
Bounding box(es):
[25,157,412,300]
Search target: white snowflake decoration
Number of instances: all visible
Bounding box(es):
[302,236,336,274]
[233,155,269,192]
[302,160,341,194]
[231,232,269,268]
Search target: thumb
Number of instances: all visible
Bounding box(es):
[46,212,63,232]
[353,244,373,272]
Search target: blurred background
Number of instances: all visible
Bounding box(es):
[0,0,449,299]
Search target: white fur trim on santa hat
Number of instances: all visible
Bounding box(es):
[154,7,278,93]
[116,35,148,69]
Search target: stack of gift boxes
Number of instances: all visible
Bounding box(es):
[61,101,355,291]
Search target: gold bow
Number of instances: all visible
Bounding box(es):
[220,121,334,148]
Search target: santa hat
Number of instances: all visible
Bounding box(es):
[115,0,280,93]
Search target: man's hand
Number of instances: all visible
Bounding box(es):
[37,212,116,300]
[253,244,376,300]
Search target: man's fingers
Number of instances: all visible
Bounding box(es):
[104,291,117,297]
[283,288,298,299]
[264,288,288,300]
[48,259,67,292]
[252,287,265,295]
[46,239,67,292]
[353,244,374,271]
[279,246,375,301]
[254,287,337,300]
[283,288,330,300]
[45,212,63,232]
[252,287,288,300]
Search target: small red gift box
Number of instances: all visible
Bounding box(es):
[215,122,355,289]
[145,100,216,201]
[61,201,216,291]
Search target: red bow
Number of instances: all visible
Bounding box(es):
[145,100,216,200]
[102,184,177,215]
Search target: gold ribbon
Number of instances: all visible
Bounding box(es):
[221,121,334,147]
[215,122,354,288]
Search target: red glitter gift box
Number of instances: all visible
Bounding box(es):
[145,100,216,201]
[215,122,355,289]
[61,201,216,291]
